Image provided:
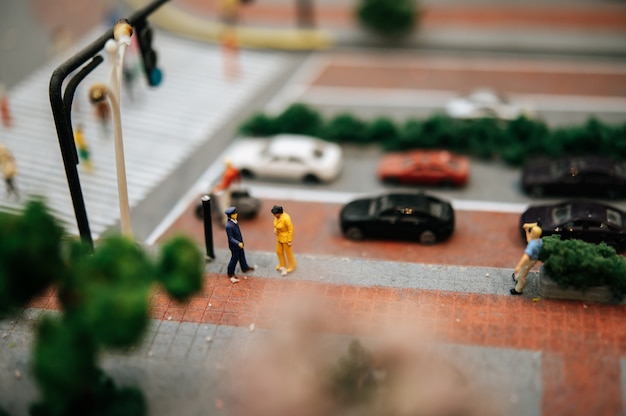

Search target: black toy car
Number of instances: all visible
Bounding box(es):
[520,200,626,252]
[339,192,455,245]
[521,156,626,199]
[195,189,261,221]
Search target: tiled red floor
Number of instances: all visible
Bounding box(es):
[30,264,626,415]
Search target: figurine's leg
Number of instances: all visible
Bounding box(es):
[285,245,296,273]
[275,242,286,271]
[515,259,537,293]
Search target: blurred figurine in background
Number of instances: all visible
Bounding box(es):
[218,0,241,80]
[0,144,19,199]
[511,221,543,295]
[213,158,241,225]
[271,205,296,276]
[93,97,111,137]
[49,26,73,59]
[224,206,255,283]
[73,124,93,171]
[0,83,13,128]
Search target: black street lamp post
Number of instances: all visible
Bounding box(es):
[49,0,170,249]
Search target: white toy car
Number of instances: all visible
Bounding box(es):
[445,89,533,120]
[227,134,343,183]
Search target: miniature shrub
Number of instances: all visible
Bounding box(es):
[457,118,504,159]
[238,103,626,165]
[158,235,204,301]
[274,102,323,136]
[324,113,367,143]
[238,112,279,136]
[398,118,423,147]
[364,116,399,144]
[0,199,65,313]
[538,235,626,300]
[356,0,418,38]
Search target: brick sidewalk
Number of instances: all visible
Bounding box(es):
[26,252,626,415]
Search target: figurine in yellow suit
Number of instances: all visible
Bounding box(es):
[272,205,296,276]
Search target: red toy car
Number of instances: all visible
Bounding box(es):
[377,150,469,187]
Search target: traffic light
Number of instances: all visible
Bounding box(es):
[134,19,163,87]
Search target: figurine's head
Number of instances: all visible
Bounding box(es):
[89,84,109,104]
[225,206,237,219]
[529,225,542,240]
[271,205,283,218]
[113,19,133,45]
[224,158,232,167]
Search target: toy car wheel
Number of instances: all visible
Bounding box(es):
[345,227,364,241]
[240,169,255,179]
[195,202,205,219]
[419,230,436,245]
[382,176,399,185]
[303,174,321,184]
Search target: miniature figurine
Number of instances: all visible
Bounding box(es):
[93,98,111,136]
[0,83,13,128]
[271,205,296,276]
[213,158,241,225]
[0,144,19,199]
[225,206,255,283]
[73,124,93,171]
[218,0,241,80]
[511,221,543,295]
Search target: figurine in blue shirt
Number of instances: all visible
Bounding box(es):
[511,221,543,295]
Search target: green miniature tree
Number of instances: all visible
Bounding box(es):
[274,103,323,136]
[364,116,399,145]
[0,200,204,416]
[324,113,367,143]
[356,0,418,39]
[238,112,278,136]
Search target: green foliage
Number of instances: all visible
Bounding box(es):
[275,103,323,136]
[237,104,626,166]
[457,118,504,159]
[238,112,278,136]
[0,200,204,414]
[60,236,153,348]
[324,113,367,143]
[0,199,65,314]
[157,235,204,302]
[356,0,417,38]
[329,339,378,406]
[32,316,100,415]
[30,365,146,416]
[365,117,399,145]
[539,235,626,299]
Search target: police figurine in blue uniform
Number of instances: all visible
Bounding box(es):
[225,206,255,283]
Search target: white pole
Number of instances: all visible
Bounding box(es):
[106,20,134,237]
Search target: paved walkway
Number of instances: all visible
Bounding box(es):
[1,250,624,415]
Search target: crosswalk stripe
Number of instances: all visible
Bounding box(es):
[0,26,289,239]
